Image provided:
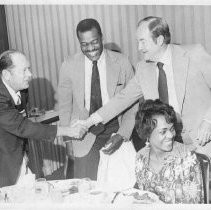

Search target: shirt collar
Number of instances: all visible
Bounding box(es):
[2,77,21,104]
[159,45,171,66]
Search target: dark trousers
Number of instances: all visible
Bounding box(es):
[66,118,119,180]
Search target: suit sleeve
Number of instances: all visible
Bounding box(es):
[0,95,57,141]
[115,57,139,140]
[195,45,211,121]
[97,66,143,124]
[58,60,74,127]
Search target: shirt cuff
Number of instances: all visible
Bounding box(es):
[89,112,103,126]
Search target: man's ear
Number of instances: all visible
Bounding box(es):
[157,35,165,46]
[2,69,11,80]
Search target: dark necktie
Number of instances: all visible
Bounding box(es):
[15,95,23,112]
[157,62,169,104]
[89,60,102,115]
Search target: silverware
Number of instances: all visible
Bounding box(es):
[4,193,8,202]
[111,191,121,204]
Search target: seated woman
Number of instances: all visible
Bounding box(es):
[135,99,204,204]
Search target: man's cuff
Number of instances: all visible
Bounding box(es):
[90,112,103,126]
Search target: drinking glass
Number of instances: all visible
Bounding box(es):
[78,178,92,195]
[34,178,49,200]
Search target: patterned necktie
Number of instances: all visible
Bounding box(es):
[89,60,102,115]
[157,62,169,104]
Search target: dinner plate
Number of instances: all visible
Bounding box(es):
[114,188,164,204]
[50,179,80,191]
[63,190,115,204]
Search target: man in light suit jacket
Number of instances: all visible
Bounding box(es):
[0,50,86,187]
[58,18,137,180]
[78,16,211,156]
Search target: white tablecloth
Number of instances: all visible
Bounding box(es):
[1,179,210,210]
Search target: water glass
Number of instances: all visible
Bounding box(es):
[34,178,49,199]
[78,178,91,195]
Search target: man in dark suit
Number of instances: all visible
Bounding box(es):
[76,16,211,157]
[0,50,87,187]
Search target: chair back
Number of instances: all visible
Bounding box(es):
[196,153,210,203]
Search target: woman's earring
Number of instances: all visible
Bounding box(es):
[145,138,150,149]
[145,138,150,164]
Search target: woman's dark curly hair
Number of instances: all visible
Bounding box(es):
[135,99,177,142]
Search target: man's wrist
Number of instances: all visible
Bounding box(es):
[87,112,103,127]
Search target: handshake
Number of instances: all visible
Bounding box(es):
[57,119,93,140]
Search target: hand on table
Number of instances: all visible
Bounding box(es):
[102,133,124,155]
[197,120,211,146]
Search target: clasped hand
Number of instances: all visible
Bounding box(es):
[64,119,88,140]
[68,119,89,139]
[71,120,124,154]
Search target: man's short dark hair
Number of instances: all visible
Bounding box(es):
[0,50,19,74]
[135,99,177,142]
[138,16,171,44]
[76,18,102,39]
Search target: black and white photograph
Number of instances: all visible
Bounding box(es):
[0,0,210,209]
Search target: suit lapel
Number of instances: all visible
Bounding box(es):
[171,45,189,113]
[0,78,16,107]
[75,55,86,112]
[105,50,120,97]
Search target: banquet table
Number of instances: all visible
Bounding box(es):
[0,179,210,210]
[0,178,161,208]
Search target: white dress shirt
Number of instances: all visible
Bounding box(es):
[2,78,21,105]
[85,50,109,111]
[157,45,180,114]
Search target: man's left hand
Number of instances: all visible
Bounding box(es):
[197,120,211,146]
[102,134,124,155]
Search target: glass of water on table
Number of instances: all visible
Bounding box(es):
[34,178,50,200]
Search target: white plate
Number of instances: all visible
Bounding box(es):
[49,179,80,191]
[115,188,164,204]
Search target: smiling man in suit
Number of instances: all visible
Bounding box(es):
[0,50,87,187]
[77,16,211,156]
[58,18,138,180]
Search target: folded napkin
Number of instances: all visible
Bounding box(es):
[97,141,136,192]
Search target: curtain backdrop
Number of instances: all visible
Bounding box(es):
[4,5,211,177]
[5,5,211,110]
